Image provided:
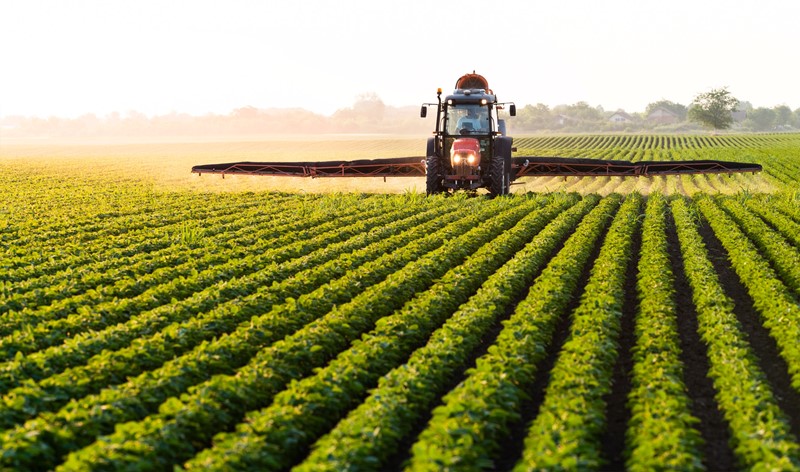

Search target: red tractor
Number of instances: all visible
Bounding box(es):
[421,72,516,195]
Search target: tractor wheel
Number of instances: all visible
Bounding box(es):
[426,155,445,195]
[489,154,510,196]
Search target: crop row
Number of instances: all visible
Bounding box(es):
[289,194,600,471]
[0,200,464,426]
[0,197,335,314]
[715,196,800,298]
[512,133,800,196]
[0,196,533,469]
[696,196,800,390]
[0,189,257,247]
[0,200,422,358]
[744,198,800,248]
[1,192,288,281]
[406,194,623,469]
[625,193,703,470]
[514,193,642,470]
[0,202,461,395]
[179,194,586,471]
[513,133,800,154]
[54,196,547,470]
[672,198,800,469]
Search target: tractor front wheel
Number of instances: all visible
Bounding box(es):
[489,154,510,196]
[426,155,445,195]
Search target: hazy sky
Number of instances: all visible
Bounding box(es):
[1,0,797,119]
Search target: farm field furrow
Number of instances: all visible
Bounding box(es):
[0,133,799,470]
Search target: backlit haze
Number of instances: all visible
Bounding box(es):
[1,0,798,119]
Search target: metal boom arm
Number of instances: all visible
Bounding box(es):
[510,156,762,177]
[191,157,426,178]
[192,156,761,179]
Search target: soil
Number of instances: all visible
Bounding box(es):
[599,219,640,469]
[696,216,800,441]
[667,211,736,470]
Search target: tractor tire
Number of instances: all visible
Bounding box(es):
[489,154,510,196]
[426,155,445,195]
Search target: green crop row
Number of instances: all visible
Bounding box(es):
[0,201,412,358]
[672,198,800,469]
[55,196,544,471]
[0,196,520,470]
[625,193,703,471]
[406,194,623,470]
[0,202,461,397]
[291,195,599,472]
[716,196,800,298]
[770,195,800,223]
[1,195,303,310]
[696,196,800,390]
[515,193,642,470]
[0,196,355,328]
[182,195,582,471]
[1,193,282,283]
[2,189,277,250]
[745,198,800,248]
[513,134,800,155]
[0,201,461,428]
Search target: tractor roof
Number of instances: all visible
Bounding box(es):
[445,88,497,104]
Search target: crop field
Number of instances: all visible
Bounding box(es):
[1,133,799,470]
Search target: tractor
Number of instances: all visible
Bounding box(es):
[421,72,516,195]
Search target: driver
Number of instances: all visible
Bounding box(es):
[457,108,485,133]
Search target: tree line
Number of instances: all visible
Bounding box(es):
[512,88,799,133]
[2,90,797,138]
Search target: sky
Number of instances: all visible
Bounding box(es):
[1,0,797,119]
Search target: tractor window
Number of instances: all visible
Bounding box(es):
[446,104,491,136]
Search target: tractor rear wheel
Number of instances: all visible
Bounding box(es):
[426,155,445,195]
[489,154,510,196]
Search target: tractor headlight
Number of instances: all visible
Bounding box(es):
[452,152,477,166]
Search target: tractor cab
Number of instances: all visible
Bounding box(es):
[446,95,495,136]
[442,94,496,182]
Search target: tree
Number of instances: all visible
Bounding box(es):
[745,107,776,131]
[564,102,604,121]
[737,100,754,113]
[774,105,792,127]
[515,103,552,130]
[645,100,687,120]
[688,87,738,130]
[351,93,386,123]
[332,93,386,131]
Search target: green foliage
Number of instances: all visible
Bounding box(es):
[625,194,703,471]
[744,107,778,131]
[2,136,800,470]
[515,194,642,470]
[407,195,622,470]
[673,197,800,469]
[688,87,739,130]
